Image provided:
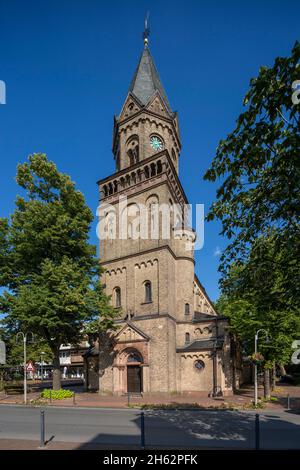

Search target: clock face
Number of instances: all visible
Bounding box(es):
[150,135,164,151]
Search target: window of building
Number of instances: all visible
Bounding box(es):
[194,360,205,372]
[185,303,190,315]
[126,135,139,166]
[185,332,190,344]
[144,281,152,303]
[127,353,142,363]
[114,287,121,308]
[128,222,133,239]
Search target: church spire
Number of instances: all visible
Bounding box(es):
[126,14,173,115]
[128,47,172,115]
[143,11,150,48]
[113,25,180,173]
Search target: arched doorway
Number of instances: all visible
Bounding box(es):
[126,351,143,393]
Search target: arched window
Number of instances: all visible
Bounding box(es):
[126,135,139,166]
[128,222,133,239]
[150,162,156,177]
[185,303,190,315]
[144,281,152,303]
[127,352,142,363]
[114,287,121,308]
[185,332,190,344]
[144,166,150,179]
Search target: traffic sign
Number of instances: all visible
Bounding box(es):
[26,360,35,372]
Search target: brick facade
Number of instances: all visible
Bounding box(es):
[85,43,234,396]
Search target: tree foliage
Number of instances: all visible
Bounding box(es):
[206,43,300,372]
[204,42,300,288]
[0,154,117,388]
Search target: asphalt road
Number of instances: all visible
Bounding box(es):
[0,405,300,449]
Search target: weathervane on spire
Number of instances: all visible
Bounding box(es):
[143,11,150,47]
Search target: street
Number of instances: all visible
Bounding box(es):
[0,405,300,449]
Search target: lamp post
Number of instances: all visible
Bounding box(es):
[40,352,46,382]
[212,339,218,397]
[16,332,34,404]
[254,329,269,406]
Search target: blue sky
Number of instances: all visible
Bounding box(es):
[0,0,298,301]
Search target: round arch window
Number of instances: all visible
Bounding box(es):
[194,360,205,372]
[127,352,142,363]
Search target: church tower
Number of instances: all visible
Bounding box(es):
[87,31,234,396]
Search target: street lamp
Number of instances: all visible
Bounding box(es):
[212,338,218,397]
[40,352,46,381]
[254,329,269,406]
[16,332,34,404]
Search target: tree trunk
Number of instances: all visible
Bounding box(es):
[264,368,271,400]
[271,363,276,390]
[52,353,61,390]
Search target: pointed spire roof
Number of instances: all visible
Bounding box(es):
[128,47,172,115]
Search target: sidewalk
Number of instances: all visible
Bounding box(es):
[0,439,140,450]
[1,384,299,410]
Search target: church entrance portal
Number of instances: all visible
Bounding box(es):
[126,351,143,393]
[127,365,142,393]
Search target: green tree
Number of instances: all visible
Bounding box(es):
[204,42,300,295]
[205,43,300,396]
[2,331,53,367]
[0,153,117,389]
[216,248,299,395]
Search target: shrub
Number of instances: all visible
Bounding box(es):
[41,388,74,400]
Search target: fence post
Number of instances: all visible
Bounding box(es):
[255,413,260,450]
[40,410,45,448]
[140,412,145,450]
[287,394,290,410]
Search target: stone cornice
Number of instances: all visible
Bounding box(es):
[97,149,189,206]
[114,313,227,326]
[113,106,181,152]
[100,244,195,267]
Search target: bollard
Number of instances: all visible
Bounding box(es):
[49,389,52,404]
[73,392,76,405]
[287,394,290,410]
[40,410,45,448]
[127,392,130,407]
[255,413,260,450]
[140,411,145,450]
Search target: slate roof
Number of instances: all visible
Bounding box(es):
[128,47,172,114]
[176,337,225,353]
[192,312,228,322]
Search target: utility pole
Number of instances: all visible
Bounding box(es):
[16,332,34,404]
[254,329,269,406]
[41,352,46,381]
